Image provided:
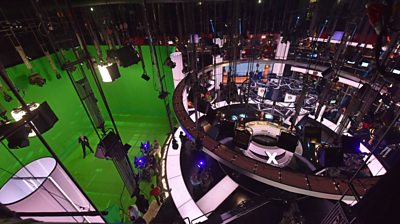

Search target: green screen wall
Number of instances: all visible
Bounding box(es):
[0,45,175,222]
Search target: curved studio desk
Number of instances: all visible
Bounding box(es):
[244,121,303,168]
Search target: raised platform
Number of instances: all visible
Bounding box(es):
[172,59,385,203]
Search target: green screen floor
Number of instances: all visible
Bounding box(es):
[2,115,170,223]
[64,115,170,222]
[0,45,175,223]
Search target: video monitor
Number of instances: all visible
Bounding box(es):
[239,113,247,118]
[332,31,344,41]
[265,113,273,120]
[361,62,369,67]
[393,69,400,75]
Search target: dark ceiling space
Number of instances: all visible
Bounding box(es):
[0,0,371,67]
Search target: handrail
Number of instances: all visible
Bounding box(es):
[182,217,191,224]
[172,59,382,202]
[159,132,175,200]
[190,210,215,223]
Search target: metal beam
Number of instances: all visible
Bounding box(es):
[16,211,108,217]
[72,0,228,6]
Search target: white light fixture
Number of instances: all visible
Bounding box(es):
[98,63,114,82]
[361,62,369,67]
[261,35,267,39]
[90,7,94,11]
[11,103,40,137]
[258,0,262,3]
[346,60,355,64]
[393,69,400,75]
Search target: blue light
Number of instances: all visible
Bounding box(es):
[239,113,247,118]
[231,115,238,121]
[135,156,147,168]
[140,141,151,151]
[197,160,206,168]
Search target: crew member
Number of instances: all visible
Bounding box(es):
[78,135,93,159]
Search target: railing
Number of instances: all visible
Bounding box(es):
[320,202,351,224]
[182,217,191,224]
[172,60,381,202]
[191,210,215,224]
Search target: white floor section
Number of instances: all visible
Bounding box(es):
[166,127,207,223]
[196,175,239,215]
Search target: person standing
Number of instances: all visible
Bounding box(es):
[135,192,149,214]
[78,135,93,159]
[152,139,161,159]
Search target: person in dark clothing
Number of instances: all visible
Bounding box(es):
[78,135,93,159]
[135,193,149,214]
[133,217,146,224]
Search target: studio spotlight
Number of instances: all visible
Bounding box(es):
[11,103,40,122]
[196,159,206,169]
[140,141,151,153]
[164,57,176,69]
[141,73,150,81]
[5,123,31,149]
[182,67,190,74]
[134,156,147,168]
[158,91,169,99]
[10,102,58,137]
[28,73,46,87]
[172,138,178,150]
[112,45,141,68]
[98,63,120,82]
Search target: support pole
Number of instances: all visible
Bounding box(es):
[0,63,104,221]
[142,0,174,133]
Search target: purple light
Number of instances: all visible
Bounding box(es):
[197,160,205,168]
[332,31,344,41]
[140,141,151,151]
[181,128,193,141]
